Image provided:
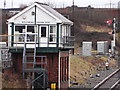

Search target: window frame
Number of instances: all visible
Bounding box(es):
[14,25,38,43]
[40,26,48,38]
[14,25,25,43]
[49,25,56,43]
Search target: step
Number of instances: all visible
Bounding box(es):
[36,56,47,58]
[23,68,46,72]
[23,62,34,64]
[26,52,34,53]
[26,50,34,52]
[25,53,34,55]
[26,55,34,57]
[26,58,34,61]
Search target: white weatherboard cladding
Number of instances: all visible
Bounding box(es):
[14,7,35,24]
[12,6,59,24]
[36,7,56,24]
[8,3,73,24]
[41,4,72,24]
[7,2,73,48]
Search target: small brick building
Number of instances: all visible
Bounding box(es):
[7,2,74,89]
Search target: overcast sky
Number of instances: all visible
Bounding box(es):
[0,0,120,8]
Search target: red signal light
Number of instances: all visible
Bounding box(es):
[105,20,112,23]
[108,21,112,23]
[105,21,107,23]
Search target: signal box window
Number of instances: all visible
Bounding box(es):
[49,26,56,42]
[15,26,25,42]
[27,26,35,33]
[41,27,46,37]
[15,26,25,33]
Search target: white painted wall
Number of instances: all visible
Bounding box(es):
[14,7,35,24]
[36,7,56,24]
[7,4,72,48]
[13,6,57,25]
[8,24,12,47]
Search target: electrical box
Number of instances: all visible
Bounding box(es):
[82,42,92,56]
[97,41,108,54]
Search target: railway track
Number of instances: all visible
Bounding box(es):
[92,68,120,90]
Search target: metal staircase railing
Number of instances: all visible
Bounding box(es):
[23,34,37,78]
[22,33,26,79]
[22,33,48,88]
[34,34,37,68]
[23,35,37,74]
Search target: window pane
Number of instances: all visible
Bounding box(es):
[27,26,34,33]
[27,34,35,42]
[50,35,53,42]
[41,27,46,37]
[15,26,25,33]
[50,35,56,42]
[50,26,53,33]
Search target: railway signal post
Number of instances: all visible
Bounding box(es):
[105,18,116,56]
[112,18,116,55]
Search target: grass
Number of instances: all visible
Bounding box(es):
[2,73,26,89]
[70,56,96,84]
[81,24,112,32]
[70,55,117,86]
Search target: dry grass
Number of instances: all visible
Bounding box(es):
[70,56,96,84]
[2,73,26,89]
[81,24,112,32]
[70,55,117,86]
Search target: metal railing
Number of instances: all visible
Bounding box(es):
[1,34,74,48]
[63,36,74,47]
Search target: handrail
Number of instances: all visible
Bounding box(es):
[1,35,74,48]
[34,34,37,68]
[0,35,24,36]
[22,33,26,79]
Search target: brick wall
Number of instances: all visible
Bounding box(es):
[59,51,69,88]
[47,53,59,88]
[60,81,69,89]
[11,53,59,88]
[11,51,70,89]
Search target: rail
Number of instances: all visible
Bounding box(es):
[109,79,120,90]
[92,68,120,90]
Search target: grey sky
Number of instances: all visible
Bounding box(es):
[0,0,120,8]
